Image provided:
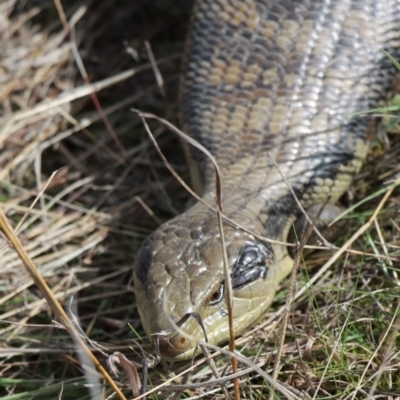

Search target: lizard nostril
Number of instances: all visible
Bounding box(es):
[156,334,190,357]
[178,336,188,348]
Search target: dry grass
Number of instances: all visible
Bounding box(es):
[1,1,400,399]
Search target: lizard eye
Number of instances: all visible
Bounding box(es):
[231,243,271,289]
[208,283,225,305]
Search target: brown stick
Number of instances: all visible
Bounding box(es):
[0,208,127,400]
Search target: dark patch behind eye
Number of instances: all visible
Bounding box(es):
[136,238,153,284]
[231,242,271,289]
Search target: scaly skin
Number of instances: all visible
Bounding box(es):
[134,0,400,360]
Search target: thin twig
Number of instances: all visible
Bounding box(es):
[139,110,240,398]
[15,169,60,233]
[200,344,232,400]
[144,41,166,99]
[217,210,240,399]
[267,153,333,248]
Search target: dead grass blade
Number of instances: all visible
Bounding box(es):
[108,352,143,398]
[134,110,221,209]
